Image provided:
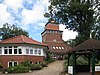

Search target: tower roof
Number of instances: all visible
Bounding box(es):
[45,23,59,31]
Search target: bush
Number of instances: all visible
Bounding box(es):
[40,63,48,67]
[45,59,55,64]
[30,64,42,70]
[0,64,3,71]
[63,60,68,72]
[21,61,31,67]
[6,65,29,73]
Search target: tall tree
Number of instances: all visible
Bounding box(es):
[0,23,29,40]
[45,0,100,45]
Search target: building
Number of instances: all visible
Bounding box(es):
[0,35,47,68]
[41,22,72,60]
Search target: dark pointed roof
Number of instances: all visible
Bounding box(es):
[69,38,100,52]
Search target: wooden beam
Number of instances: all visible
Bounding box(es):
[92,51,95,75]
[68,53,70,66]
[72,52,76,75]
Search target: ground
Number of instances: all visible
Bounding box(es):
[1,61,67,75]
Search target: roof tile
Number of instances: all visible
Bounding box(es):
[0,35,47,46]
[45,23,59,30]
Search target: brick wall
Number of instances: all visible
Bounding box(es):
[0,55,44,68]
[42,33,62,42]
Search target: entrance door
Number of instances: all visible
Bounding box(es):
[58,54,63,60]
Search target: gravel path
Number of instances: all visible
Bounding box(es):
[1,61,65,75]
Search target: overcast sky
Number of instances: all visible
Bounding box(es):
[0,0,77,42]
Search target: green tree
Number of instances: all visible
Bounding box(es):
[45,0,100,45]
[0,23,29,40]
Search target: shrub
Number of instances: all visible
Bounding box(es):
[40,63,48,67]
[63,60,68,72]
[45,59,55,64]
[0,64,3,71]
[6,65,29,73]
[30,64,42,70]
[21,61,31,67]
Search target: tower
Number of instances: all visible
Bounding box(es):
[41,22,71,60]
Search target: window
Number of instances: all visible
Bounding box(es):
[8,61,18,67]
[3,46,22,54]
[62,47,64,49]
[59,47,61,49]
[38,50,41,55]
[14,49,17,54]
[4,46,7,48]
[55,31,57,33]
[56,47,58,49]
[14,46,17,48]
[30,61,32,64]
[9,62,12,67]
[35,50,37,54]
[0,50,2,54]
[0,47,2,54]
[30,49,33,54]
[26,49,29,54]
[4,49,8,54]
[50,30,52,33]
[53,47,55,49]
[18,49,22,54]
[9,49,12,54]
[53,39,56,42]
[9,46,12,48]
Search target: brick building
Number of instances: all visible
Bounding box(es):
[0,35,47,68]
[41,22,72,60]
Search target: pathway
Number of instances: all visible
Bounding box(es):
[1,61,65,75]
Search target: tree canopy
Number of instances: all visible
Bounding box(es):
[0,23,29,40]
[45,0,100,45]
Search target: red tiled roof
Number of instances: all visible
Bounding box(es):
[45,42,72,53]
[45,23,59,31]
[0,35,47,46]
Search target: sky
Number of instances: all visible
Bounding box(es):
[0,0,77,42]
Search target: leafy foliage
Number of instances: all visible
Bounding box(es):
[45,0,100,45]
[3,60,44,73]
[30,64,43,70]
[45,52,55,64]
[6,65,29,73]
[0,23,29,40]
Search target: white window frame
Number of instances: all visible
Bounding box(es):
[53,47,55,49]
[8,61,18,67]
[56,47,58,49]
[30,49,33,54]
[0,47,2,54]
[38,50,41,55]
[3,46,22,55]
[18,48,22,54]
[62,47,64,49]
[59,47,61,49]
[26,49,29,54]
[34,50,37,54]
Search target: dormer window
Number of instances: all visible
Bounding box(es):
[53,47,55,49]
[56,47,58,49]
[62,47,64,49]
[59,47,61,49]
